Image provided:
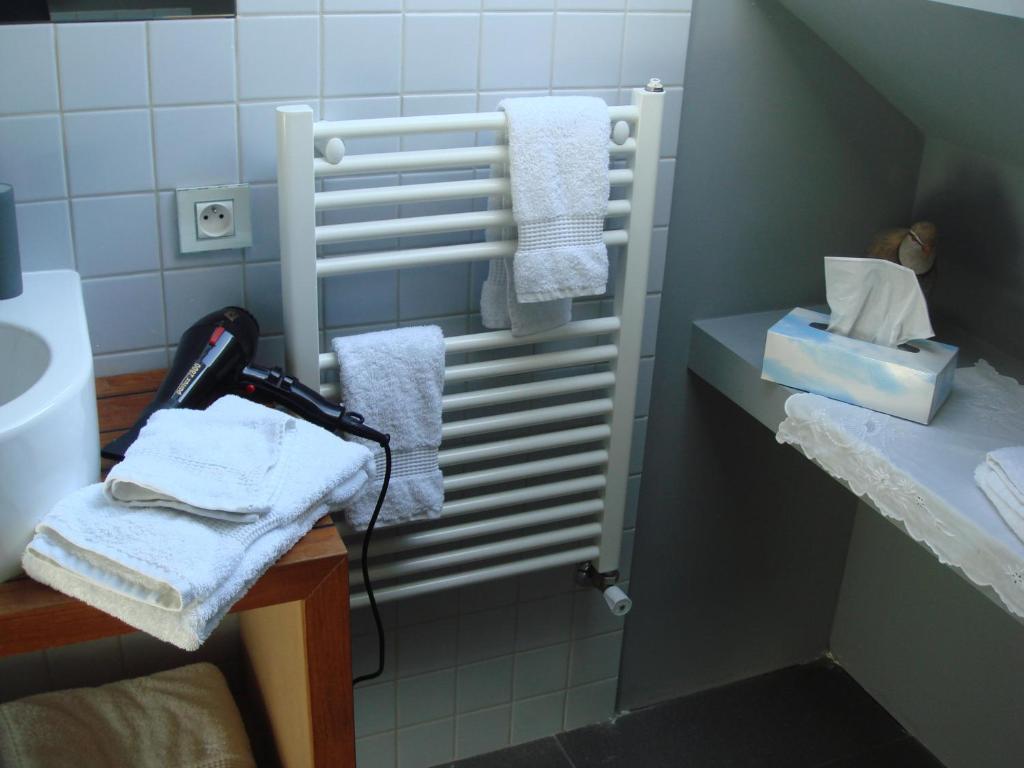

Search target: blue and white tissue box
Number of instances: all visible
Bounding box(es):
[761,307,958,424]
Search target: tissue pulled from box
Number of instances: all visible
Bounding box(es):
[824,256,933,347]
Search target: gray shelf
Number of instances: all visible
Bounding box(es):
[688,308,1024,623]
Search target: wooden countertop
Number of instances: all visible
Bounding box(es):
[0,369,348,657]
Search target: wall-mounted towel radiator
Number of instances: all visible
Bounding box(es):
[277,82,665,609]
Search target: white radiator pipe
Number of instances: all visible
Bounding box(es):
[314,139,636,177]
[443,345,617,383]
[313,104,639,140]
[314,229,628,277]
[318,317,621,370]
[439,475,606,518]
[349,546,601,607]
[346,499,604,560]
[443,450,608,492]
[315,199,630,245]
[440,399,613,440]
[314,169,634,211]
[349,522,602,586]
[438,425,611,468]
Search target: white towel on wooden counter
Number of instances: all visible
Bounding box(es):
[23,399,374,650]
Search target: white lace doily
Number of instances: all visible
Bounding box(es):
[777,360,1024,619]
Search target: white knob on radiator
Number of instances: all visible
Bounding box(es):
[611,121,630,145]
[603,585,632,616]
[323,137,346,164]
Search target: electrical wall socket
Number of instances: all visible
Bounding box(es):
[176,185,252,254]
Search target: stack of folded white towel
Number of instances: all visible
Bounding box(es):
[22,396,374,651]
[976,447,1024,542]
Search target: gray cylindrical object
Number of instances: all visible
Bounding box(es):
[0,184,22,300]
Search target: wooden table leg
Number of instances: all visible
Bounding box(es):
[240,559,355,768]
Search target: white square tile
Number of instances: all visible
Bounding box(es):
[322,270,398,328]
[355,681,396,737]
[398,264,470,319]
[642,293,660,356]
[553,13,624,88]
[237,0,318,12]
[624,475,640,529]
[356,732,397,768]
[72,194,160,277]
[323,15,402,97]
[647,225,668,292]
[514,643,569,699]
[635,355,654,416]
[64,110,154,196]
[396,718,454,768]
[515,593,572,651]
[456,656,513,713]
[629,416,647,475]
[569,631,622,686]
[655,157,675,226]
[630,0,691,9]
[406,0,480,9]
[571,586,627,640]
[162,265,244,341]
[485,0,553,8]
[456,705,511,759]
[564,677,617,730]
[94,348,169,377]
[244,261,283,334]
[243,183,281,262]
[480,13,553,90]
[457,606,516,664]
[57,22,149,110]
[153,105,238,189]
[237,16,319,100]
[158,190,243,269]
[559,0,624,8]
[401,94,477,151]
[15,201,73,271]
[396,617,458,676]
[326,0,400,9]
[240,100,317,183]
[622,12,690,86]
[397,669,455,728]
[403,14,480,93]
[82,273,166,353]
[148,19,236,105]
[0,25,59,114]
[510,691,565,744]
[322,97,401,154]
[0,115,66,201]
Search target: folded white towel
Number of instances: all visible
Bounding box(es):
[480,217,571,337]
[501,96,610,304]
[105,397,298,523]
[976,446,1024,542]
[332,326,445,530]
[0,663,255,768]
[23,398,374,650]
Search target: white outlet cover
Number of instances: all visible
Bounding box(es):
[176,184,252,253]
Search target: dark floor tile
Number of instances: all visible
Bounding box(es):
[817,738,944,768]
[441,736,573,768]
[555,660,910,768]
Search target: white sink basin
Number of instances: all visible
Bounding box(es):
[0,270,99,581]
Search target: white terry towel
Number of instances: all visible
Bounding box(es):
[0,663,255,768]
[22,398,374,650]
[501,95,611,303]
[105,396,299,523]
[332,326,445,530]
[976,446,1024,542]
[480,203,571,337]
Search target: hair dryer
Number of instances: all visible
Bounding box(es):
[102,306,386,460]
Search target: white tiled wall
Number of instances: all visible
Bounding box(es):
[0,3,689,765]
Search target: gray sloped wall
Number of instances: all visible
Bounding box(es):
[619,0,924,707]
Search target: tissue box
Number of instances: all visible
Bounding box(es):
[762,307,958,424]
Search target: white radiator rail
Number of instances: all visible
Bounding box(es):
[314,230,629,277]
[277,85,664,605]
